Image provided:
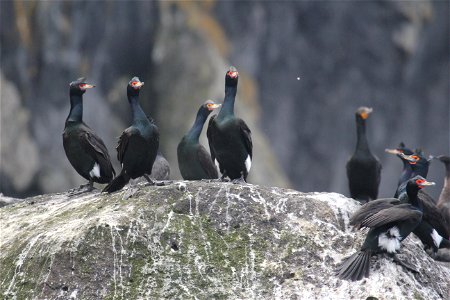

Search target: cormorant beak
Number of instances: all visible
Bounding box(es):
[207,103,221,111]
[420,180,435,187]
[427,155,434,162]
[385,148,402,155]
[360,108,373,120]
[80,83,95,90]
[135,81,144,88]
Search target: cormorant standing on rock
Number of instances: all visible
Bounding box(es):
[103,77,159,193]
[63,78,115,192]
[346,107,381,202]
[207,66,253,183]
[177,100,221,180]
[337,176,434,281]
[396,153,450,255]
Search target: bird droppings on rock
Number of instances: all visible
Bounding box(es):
[0,182,449,299]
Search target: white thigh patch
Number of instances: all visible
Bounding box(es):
[214,159,220,171]
[89,163,101,178]
[378,226,401,253]
[245,155,252,173]
[431,229,443,248]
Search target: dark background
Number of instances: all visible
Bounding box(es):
[1,1,449,200]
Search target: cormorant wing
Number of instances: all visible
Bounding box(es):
[419,191,450,238]
[350,198,401,229]
[238,119,252,158]
[359,204,422,228]
[79,130,116,176]
[197,145,218,179]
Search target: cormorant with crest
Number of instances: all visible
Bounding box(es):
[63,78,115,192]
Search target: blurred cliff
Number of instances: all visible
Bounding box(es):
[0,1,448,198]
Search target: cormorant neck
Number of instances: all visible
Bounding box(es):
[443,162,450,188]
[186,109,208,142]
[217,85,236,120]
[355,117,370,153]
[128,94,147,122]
[411,164,429,179]
[397,160,412,187]
[66,93,83,123]
[406,185,422,210]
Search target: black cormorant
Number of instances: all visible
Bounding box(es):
[337,176,434,281]
[177,100,221,180]
[207,66,253,183]
[63,78,115,192]
[103,77,159,193]
[346,107,381,202]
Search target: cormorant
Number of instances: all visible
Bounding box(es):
[346,107,381,202]
[103,77,159,193]
[207,66,253,183]
[177,100,221,180]
[63,78,115,192]
[396,152,450,254]
[337,176,434,281]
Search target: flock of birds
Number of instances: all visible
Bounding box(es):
[62,66,450,282]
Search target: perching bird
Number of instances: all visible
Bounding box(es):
[207,66,253,183]
[396,152,450,255]
[63,78,115,192]
[337,176,434,281]
[346,107,381,202]
[103,77,159,193]
[177,100,221,180]
[151,151,170,181]
[436,155,450,235]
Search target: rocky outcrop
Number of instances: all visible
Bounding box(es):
[1,182,449,299]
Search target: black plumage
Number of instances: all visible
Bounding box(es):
[395,152,450,254]
[177,100,221,180]
[63,78,115,192]
[207,66,253,182]
[385,142,414,188]
[103,77,159,193]
[337,176,433,281]
[346,107,381,202]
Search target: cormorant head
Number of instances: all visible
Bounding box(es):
[436,155,450,164]
[225,66,239,86]
[385,142,414,158]
[127,77,144,96]
[355,106,373,120]
[409,175,435,190]
[69,77,95,95]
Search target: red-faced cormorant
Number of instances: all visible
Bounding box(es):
[63,78,115,192]
[177,100,221,180]
[337,176,434,281]
[207,67,253,183]
[385,142,414,188]
[346,107,382,202]
[103,77,159,193]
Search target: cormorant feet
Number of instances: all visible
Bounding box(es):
[391,254,420,274]
[231,174,247,185]
[143,175,171,186]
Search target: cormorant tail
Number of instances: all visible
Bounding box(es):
[336,250,372,281]
[102,171,130,193]
[441,238,450,249]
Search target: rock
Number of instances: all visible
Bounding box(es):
[1,182,448,299]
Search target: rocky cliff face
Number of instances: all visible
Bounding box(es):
[1,182,449,299]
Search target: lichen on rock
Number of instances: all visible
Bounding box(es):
[0,182,449,299]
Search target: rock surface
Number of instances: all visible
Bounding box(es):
[1,182,449,299]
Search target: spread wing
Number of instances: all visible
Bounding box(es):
[359,204,422,229]
[79,130,116,177]
[350,198,401,229]
[238,119,252,158]
[206,115,217,163]
[197,145,218,179]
